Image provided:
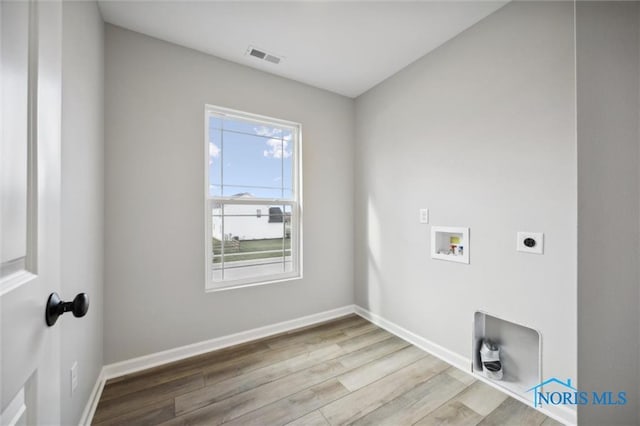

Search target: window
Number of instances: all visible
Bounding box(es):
[205,105,302,290]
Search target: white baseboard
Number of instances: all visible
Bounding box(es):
[78,368,106,426]
[102,305,356,380]
[353,305,576,426]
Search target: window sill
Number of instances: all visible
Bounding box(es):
[205,273,303,293]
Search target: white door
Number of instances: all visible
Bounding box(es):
[1,1,62,424]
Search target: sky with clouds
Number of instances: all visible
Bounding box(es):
[209,116,293,199]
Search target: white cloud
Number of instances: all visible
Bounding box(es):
[209,143,220,165]
[264,138,292,159]
[254,126,283,138]
[255,126,293,159]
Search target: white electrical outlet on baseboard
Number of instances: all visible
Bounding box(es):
[419,208,429,224]
[71,362,78,395]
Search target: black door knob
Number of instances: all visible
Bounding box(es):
[45,292,89,326]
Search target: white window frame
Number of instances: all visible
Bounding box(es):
[204,104,303,291]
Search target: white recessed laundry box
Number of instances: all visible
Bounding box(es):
[473,311,542,400]
[431,226,469,264]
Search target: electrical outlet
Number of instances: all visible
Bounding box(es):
[517,232,544,254]
[70,362,78,395]
[419,208,429,224]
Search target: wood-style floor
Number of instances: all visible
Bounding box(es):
[93,315,561,426]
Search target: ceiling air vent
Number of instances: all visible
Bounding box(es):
[249,48,266,59]
[246,46,282,65]
[264,54,281,64]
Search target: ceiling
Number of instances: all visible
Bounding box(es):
[98,1,507,98]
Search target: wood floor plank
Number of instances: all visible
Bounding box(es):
[184,344,345,409]
[263,316,368,349]
[245,315,368,355]
[415,400,483,426]
[93,399,175,426]
[194,335,407,408]
[202,342,313,385]
[286,410,330,426]
[254,315,365,351]
[93,373,204,424]
[224,379,349,426]
[453,381,508,416]
[203,324,384,386]
[166,359,347,425]
[338,345,427,391]
[338,335,409,369]
[320,355,449,425]
[169,337,413,424]
[340,321,379,337]
[350,370,468,426]
[540,416,565,426]
[176,332,408,419]
[445,367,477,386]
[477,397,547,426]
[335,328,394,353]
[100,341,268,402]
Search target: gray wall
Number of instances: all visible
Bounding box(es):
[60,1,104,424]
[104,25,355,363]
[354,1,576,418]
[576,2,640,424]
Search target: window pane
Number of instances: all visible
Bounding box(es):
[283,130,293,199]
[211,203,292,282]
[208,127,222,197]
[222,131,287,195]
[283,204,294,273]
[207,114,295,201]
